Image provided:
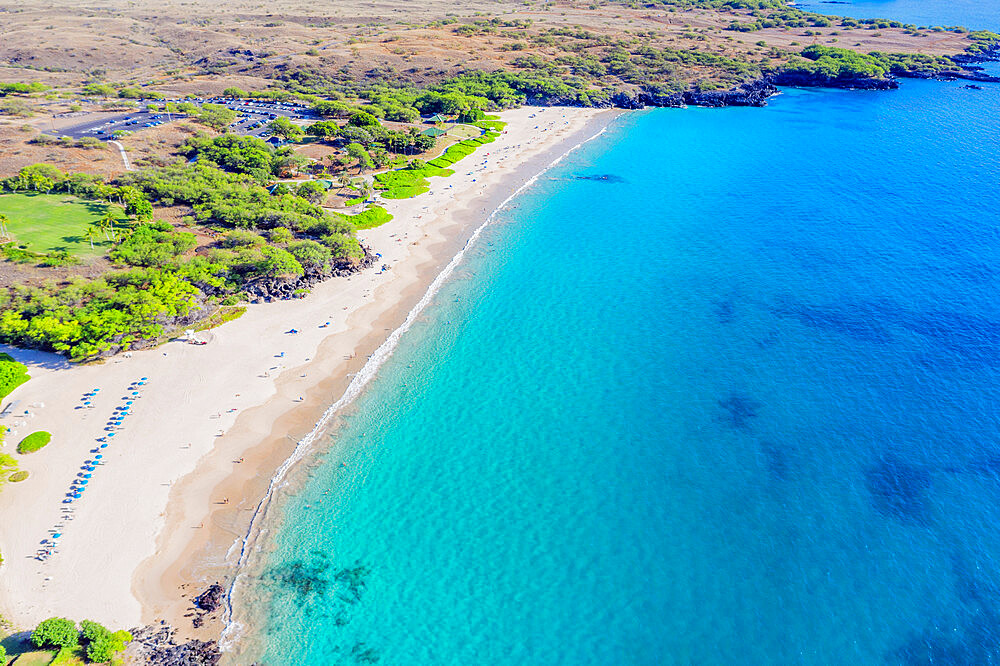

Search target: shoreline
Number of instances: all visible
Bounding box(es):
[0,106,619,644]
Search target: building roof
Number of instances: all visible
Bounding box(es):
[420,127,449,137]
[426,113,448,123]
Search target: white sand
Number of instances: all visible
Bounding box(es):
[0,106,614,631]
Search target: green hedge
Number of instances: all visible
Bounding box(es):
[0,353,29,399]
[17,431,51,454]
[471,120,507,132]
[348,206,393,230]
[9,470,28,482]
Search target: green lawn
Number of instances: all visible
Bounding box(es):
[7,650,57,665]
[0,193,127,259]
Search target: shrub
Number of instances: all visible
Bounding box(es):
[31,617,79,649]
[86,629,132,663]
[9,470,28,482]
[80,620,110,644]
[0,353,29,398]
[17,431,51,454]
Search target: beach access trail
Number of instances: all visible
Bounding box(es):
[0,106,614,632]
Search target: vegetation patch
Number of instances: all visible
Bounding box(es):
[0,353,29,398]
[348,206,393,230]
[9,469,28,482]
[17,431,51,454]
[194,306,247,332]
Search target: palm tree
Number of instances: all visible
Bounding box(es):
[98,211,117,241]
[337,174,351,195]
[0,214,10,241]
[359,181,373,202]
[84,224,98,249]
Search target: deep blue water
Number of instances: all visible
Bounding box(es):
[796,0,998,30]
[237,8,1000,664]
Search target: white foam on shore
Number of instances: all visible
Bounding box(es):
[219,121,611,652]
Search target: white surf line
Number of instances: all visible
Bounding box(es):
[218,120,612,651]
[109,140,132,170]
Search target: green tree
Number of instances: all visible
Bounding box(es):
[311,100,354,118]
[286,239,332,270]
[0,213,9,239]
[346,143,374,173]
[222,86,247,98]
[296,180,326,204]
[31,618,79,650]
[347,111,380,128]
[267,116,304,142]
[194,103,237,130]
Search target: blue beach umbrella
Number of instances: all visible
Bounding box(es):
[53,533,61,538]
[107,432,116,438]
[141,377,147,381]
[100,444,108,449]
[95,455,102,459]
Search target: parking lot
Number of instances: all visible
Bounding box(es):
[57,98,316,142]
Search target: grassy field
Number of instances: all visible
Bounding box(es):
[0,194,127,259]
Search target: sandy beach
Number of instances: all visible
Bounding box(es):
[0,106,616,638]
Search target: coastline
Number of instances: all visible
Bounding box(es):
[0,106,619,643]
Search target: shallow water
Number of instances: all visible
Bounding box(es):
[235,10,1000,664]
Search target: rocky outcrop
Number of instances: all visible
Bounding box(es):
[127,624,222,666]
[610,79,778,109]
[194,583,225,612]
[768,71,899,90]
[243,244,377,303]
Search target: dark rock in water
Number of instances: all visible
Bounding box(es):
[864,456,932,525]
[758,441,792,481]
[964,84,983,90]
[194,584,224,613]
[128,625,222,665]
[574,173,625,183]
[718,393,760,431]
[713,299,736,324]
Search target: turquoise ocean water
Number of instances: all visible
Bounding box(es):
[236,4,1000,663]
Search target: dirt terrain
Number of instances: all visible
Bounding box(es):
[0,0,978,91]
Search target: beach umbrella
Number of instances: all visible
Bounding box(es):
[84,474,92,478]
[131,392,139,396]
[141,377,147,381]
[100,444,107,449]
[63,499,72,504]
[53,534,61,538]
[108,432,116,438]
[95,455,102,459]
[126,400,134,405]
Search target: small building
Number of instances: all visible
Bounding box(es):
[420,127,448,138]
[426,113,448,124]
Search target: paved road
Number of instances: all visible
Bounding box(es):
[56,100,316,142]
[109,140,131,170]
